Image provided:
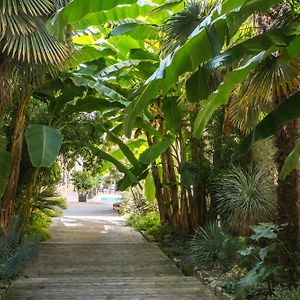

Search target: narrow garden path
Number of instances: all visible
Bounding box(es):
[6,200,217,299]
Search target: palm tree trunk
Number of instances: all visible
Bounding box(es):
[0,92,29,232]
[0,107,25,230]
[274,120,299,252]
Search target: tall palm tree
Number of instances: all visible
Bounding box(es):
[0,0,70,232]
[227,6,300,257]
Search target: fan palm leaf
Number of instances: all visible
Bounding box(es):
[228,54,300,134]
[0,0,70,76]
[1,0,54,16]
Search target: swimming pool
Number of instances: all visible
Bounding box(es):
[98,194,123,203]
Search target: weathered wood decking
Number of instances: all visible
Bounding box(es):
[6,202,218,299]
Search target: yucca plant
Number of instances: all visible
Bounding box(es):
[213,165,276,235]
[189,222,242,269]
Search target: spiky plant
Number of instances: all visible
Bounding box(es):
[189,222,242,268]
[213,165,276,235]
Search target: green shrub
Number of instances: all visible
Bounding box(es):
[126,212,160,234]
[234,223,292,300]
[72,170,99,192]
[25,210,52,241]
[34,196,67,217]
[189,222,243,269]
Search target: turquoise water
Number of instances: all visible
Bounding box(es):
[99,195,122,203]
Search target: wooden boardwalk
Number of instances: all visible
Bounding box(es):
[6,202,218,300]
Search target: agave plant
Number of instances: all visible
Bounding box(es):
[213,165,276,234]
[189,222,242,268]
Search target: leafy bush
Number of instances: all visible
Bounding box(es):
[126,211,160,234]
[25,210,52,241]
[72,170,99,192]
[234,223,293,300]
[189,222,243,269]
[213,165,276,234]
[25,195,67,240]
[34,196,67,217]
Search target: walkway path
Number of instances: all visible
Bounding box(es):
[6,200,218,299]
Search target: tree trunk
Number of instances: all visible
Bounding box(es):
[0,95,28,232]
[274,120,299,252]
[190,137,207,230]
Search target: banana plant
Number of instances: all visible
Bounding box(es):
[123,0,283,136]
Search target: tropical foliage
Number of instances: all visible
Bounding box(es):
[1,0,300,298]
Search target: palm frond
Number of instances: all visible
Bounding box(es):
[228,55,300,133]
[54,0,70,10]
[0,11,36,38]
[3,22,69,66]
[1,0,54,16]
[0,0,72,81]
[160,0,218,56]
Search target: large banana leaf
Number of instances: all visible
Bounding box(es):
[91,147,138,184]
[163,97,182,133]
[144,173,155,202]
[118,139,173,190]
[233,91,300,160]
[101,126,140,168]
[48,0,137,39]
[76,4,156,30]
[99,139,146,174]
[25,125,64,167]
[71,77,129,105]
[95,59,158,79]
[56,96,124,123]
[139,140,172,165]
[123,0,282,136]
[0,149,11,198]
[280,138,300,181]
[110,21,159,40]
[117,166,149,191]
[71,46,115,67]
[49,86,86,118]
